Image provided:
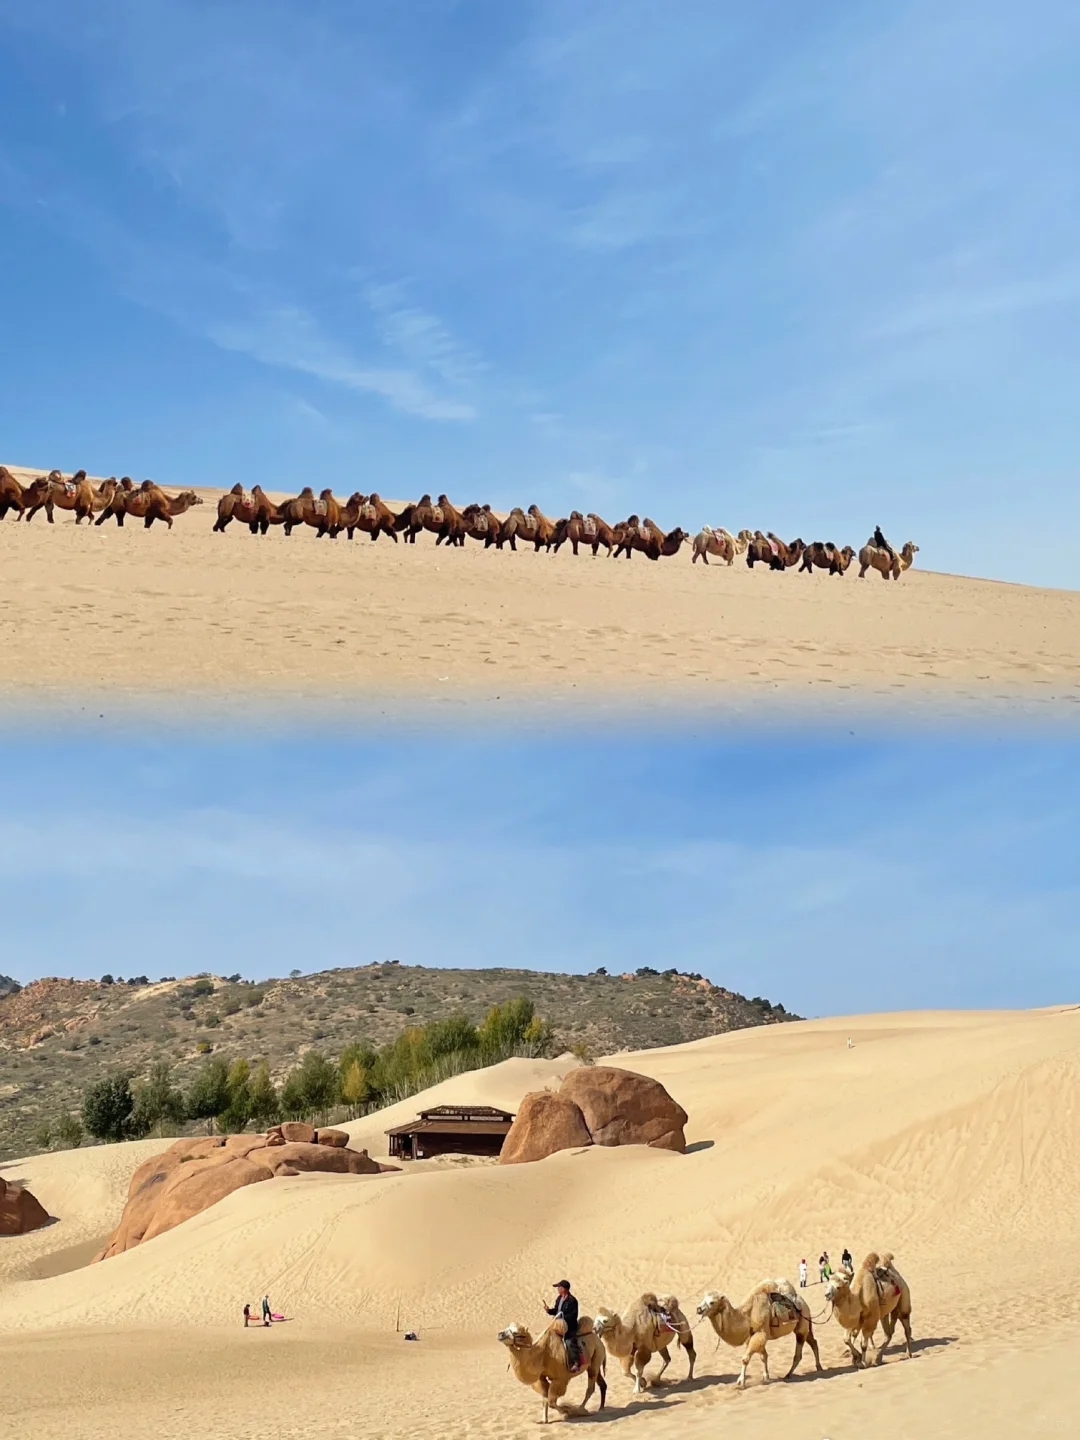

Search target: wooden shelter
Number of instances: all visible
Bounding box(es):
[385,1104,515,1161]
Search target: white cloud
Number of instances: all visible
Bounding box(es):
[207,304,476,422]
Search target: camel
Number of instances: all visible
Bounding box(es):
[825,1252,913,1368]
[696,1278,822,1389]
[214,483,258,532]
[397,493,447,543]
[276,487,340,536]
[613,516,689,561]
[552,511,615,556]
[94,479,201,529]
[499,504,557,552]
[858,540,919,580]
[800,541,856,576]
[0,466,28,520]
[22,470,118,525]
[349,492,399,542]
[595,1292,696,1393]
[433,493,468,547]
[692,526,752,565]
[460,502,503,547]
[498,1317,607,1425]
[745,532,804,570]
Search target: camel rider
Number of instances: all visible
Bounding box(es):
[546,1280,581,1371]
[873,525,897,563]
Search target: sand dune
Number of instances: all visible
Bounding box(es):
[4,1007,1079,1437]
[2,478,1079,715]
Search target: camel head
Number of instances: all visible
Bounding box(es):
[593,1308,620,1338]
[696,1292,727,1321]
[666,527,689,546]
[824,1273,851,1302]
[179,491,203,505]
[497,1323,534,1350]
[345,491,363,505]
[369,492,381,504]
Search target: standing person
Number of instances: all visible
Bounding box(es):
[799,1259,808,1289]
[261,1294,272,1327]
[243,1303,251,1328]
[544,1280,581,1371]
[841,1248,853,1273]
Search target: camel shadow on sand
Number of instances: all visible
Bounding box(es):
[684,1140,715,1155]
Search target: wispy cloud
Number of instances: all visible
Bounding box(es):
[207,304,476,422]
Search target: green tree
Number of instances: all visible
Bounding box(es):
[248,1062,279,1127]
[219,1058,252,1132]
[33,1121,53,1151]
[280,1070,308,1119]
[55,1112,84,1149]
[298,1050,339,1119]
[426,1014,480,1060]
[186,1058,231,1134]
[478,997,537,1056]
[131,1061,186,1138]
[83,1072,136,1143]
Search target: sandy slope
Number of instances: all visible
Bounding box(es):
[2,480,1079,715]
[3,1007,1079,1438]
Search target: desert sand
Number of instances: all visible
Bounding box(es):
[4,1007,1079,1438]
[2,477,1080,718]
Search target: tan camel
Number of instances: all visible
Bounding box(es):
[858,540,919,580]
[0,466,28,520]
[94,477,135,525]
[349,492,399,542]
[552,511,615,556]
[696,1279,822,1388]
[276,486,339,536]
[595,1292,696,1392]
[692,526,752,565]
[432,493,468,547]
[498,1317,607,1424]
[825,1252,913,1367]
[23,470,118,525]
[800,541,856,576]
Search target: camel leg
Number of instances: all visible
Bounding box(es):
[654,1345,672,1385]
[786,1331,805,1378]
[738,1332,768,1388]
[596,1364,607,1411]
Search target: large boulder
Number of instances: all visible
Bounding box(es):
[0,1177,50,1236]
[315,1128,349,1148]
[277,1122,317,1145]
[499,1091,593,1165]
[560,1066,687,1151]
[95,1128,392,1261]
[499,1066,687,1165]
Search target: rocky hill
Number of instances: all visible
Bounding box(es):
[0,963,794,1160]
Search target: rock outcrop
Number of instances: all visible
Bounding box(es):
[498,1091,595,1165]
[499,1065,687,1164]
[95,1130,395,1260]
[0,1177,51,1236]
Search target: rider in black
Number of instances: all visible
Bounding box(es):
[546,1280,581,1369]
[873,525,897,563]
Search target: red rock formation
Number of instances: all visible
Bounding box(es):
[95,1130,392,1261]
[499,1066,687,1165]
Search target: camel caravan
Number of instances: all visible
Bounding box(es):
[500,1251,915,1423]
[2,466,920,579]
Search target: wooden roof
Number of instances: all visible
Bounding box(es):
[385,1104,515,1137]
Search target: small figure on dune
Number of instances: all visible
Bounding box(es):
[261,1293,272,1327]
[799,1258,808,1289]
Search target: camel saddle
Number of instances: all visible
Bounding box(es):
[312,498,328,517]
[359,503,377,521]
[582,516,597,538]
[241,491,253,509]
[63,481,78,497]
[766,537,780,556]
[767,1292,801,1327]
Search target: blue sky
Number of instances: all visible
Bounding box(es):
[3,1,1080,586]
[1,724,1077,1017]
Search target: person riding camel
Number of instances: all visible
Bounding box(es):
[545,1280,581,1371]
[873,525,898,563]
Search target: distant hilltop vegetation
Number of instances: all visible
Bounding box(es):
[0,963,794,1160]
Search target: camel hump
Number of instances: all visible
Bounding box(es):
[862,1251,881,1270]
[576,1315,594,1336]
